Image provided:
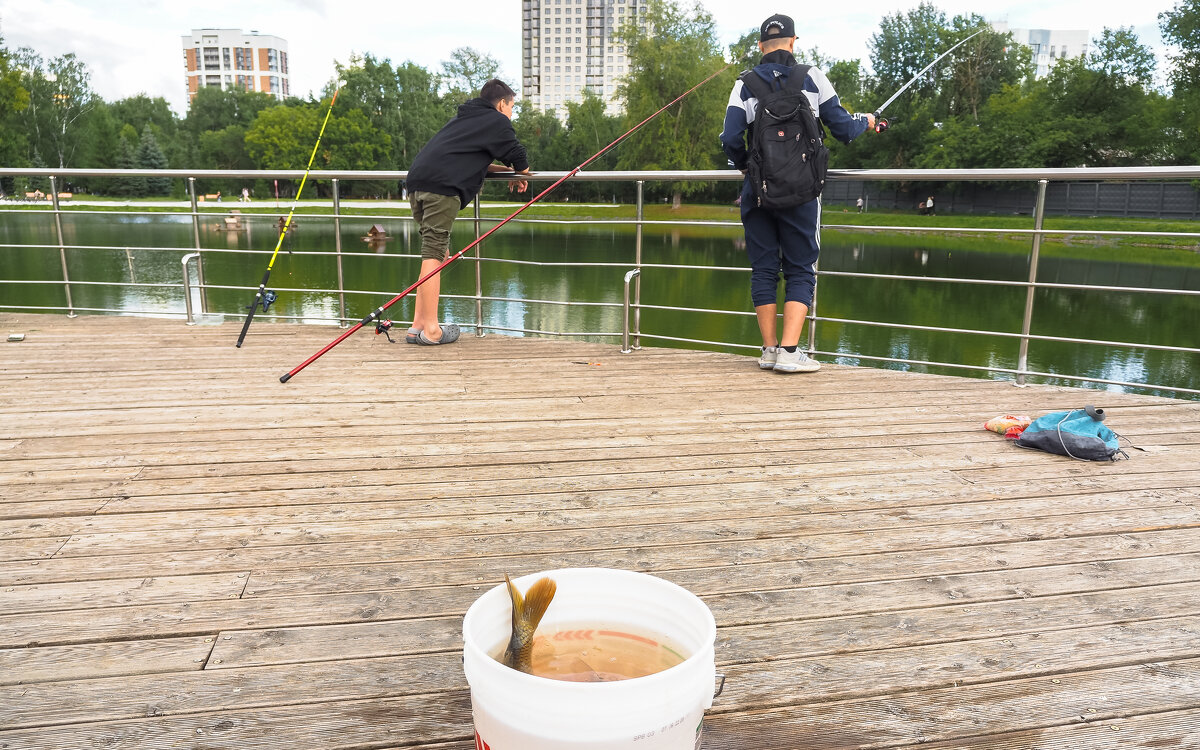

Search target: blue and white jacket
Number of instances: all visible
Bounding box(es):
[720,50,870,172]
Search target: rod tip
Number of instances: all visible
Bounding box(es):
[279,373,292,383]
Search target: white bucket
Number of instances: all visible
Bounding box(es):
[462,568,718,750]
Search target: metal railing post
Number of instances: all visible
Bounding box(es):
[633,180,644,349]
[49,176,76,317]
[187,177,208,313]
[622,269,641,353]
[807,259,819,354]
[473,194,484,336]
[1016,179,1049,386]
[332,179,347,326]
[181,253,201,325]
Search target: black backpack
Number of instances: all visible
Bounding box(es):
[739,64,829,209]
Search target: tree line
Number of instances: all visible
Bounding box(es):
[1,0,1198,205]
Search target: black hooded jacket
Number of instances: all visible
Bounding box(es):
[405,98,530,209]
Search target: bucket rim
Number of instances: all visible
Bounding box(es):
[463,567,716,692]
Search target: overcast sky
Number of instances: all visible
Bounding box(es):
[0,0,1174,116]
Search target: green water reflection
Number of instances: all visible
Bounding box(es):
[2,211,1197,398]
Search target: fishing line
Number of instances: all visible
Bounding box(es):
[279,61,735,383]
[235,85,342,348]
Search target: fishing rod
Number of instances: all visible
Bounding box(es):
[873,28,984,133]
[279,61,735,383]
[235,85,342,348]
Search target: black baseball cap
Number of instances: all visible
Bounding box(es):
[760,14,795,41]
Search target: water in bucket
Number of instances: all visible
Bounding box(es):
[463,568,718,750]
[493,623,689,682]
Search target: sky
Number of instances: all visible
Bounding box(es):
[0,0,1176,116]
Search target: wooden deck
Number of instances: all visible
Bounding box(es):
[2,313,1199,749]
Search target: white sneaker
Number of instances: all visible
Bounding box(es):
[773,348,821,373]
[758,346,779,370]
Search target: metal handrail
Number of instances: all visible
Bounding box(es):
[5,166,1200,180]
[3,167,1198,397]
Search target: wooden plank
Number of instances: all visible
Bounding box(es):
[0,571,249,615]
[5,549,1200,649]
[239,526,1200,600]
[0,636,214,686]
[702,659,1200,748]
[211,567,1200,670]
[6,613,1200,739]
[4,503,1197,588]
[42,488,1196,558]
[895,709,1200,749]
[0,537,66,563]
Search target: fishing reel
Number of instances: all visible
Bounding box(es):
[374,318,397,343]
[873,113,890,133]
[247,290,278,313]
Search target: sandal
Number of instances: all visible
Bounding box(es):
[416,324,461,346]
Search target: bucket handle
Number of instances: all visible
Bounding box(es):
[714,673,726,699]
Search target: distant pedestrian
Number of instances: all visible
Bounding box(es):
[403,78,531,346]
[719,13,875,373]
[926,196,935,215]
[242,187,251,202]
[856,196,864,213]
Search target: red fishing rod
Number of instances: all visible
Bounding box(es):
[279,62,734,383]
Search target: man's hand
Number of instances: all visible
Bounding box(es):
[865,113,877,132]
[508,167,531,194]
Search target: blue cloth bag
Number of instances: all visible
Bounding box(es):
[1015,406,1126,461]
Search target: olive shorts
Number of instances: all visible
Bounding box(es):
[409,190,461,261]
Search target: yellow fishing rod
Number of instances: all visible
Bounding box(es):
[236,86,341,348]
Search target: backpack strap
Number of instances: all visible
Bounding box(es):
[737,69,773,103]
[784,64,812,94]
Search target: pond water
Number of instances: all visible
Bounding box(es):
[2,210,1197,398]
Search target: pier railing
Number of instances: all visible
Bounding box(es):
[2,166,1199,397]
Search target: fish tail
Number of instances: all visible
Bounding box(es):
[522,577,556,630]
[503,574,557,672]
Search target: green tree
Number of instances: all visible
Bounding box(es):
[615,0,730,208]
[562,90,622,200]
[197,125,252,169]
[442,47,501,100]
[15,49,96,168]
[245,99,390,195]
[0,34,30,174]
[869,2,948,96]
[331,55,452,170]
[395,61,454,165]
[1160,0,1200,94]
[513,99,569,169]
[184,86,276,137]
[137,123,170,195]
[110,94,177,142]
[1088,27,1156,88]
[942,18,1030,120]
[114,125,145,196]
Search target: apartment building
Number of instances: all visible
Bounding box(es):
[993,22,1089,78]
[521,0,644,117]
[182,28,290,102]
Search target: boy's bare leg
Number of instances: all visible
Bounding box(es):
[779,300,808,349]
[754,303,777,348]
[411,258,444,341]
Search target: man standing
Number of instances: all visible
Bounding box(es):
[403,79,530,345]
[720,14,874,372]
